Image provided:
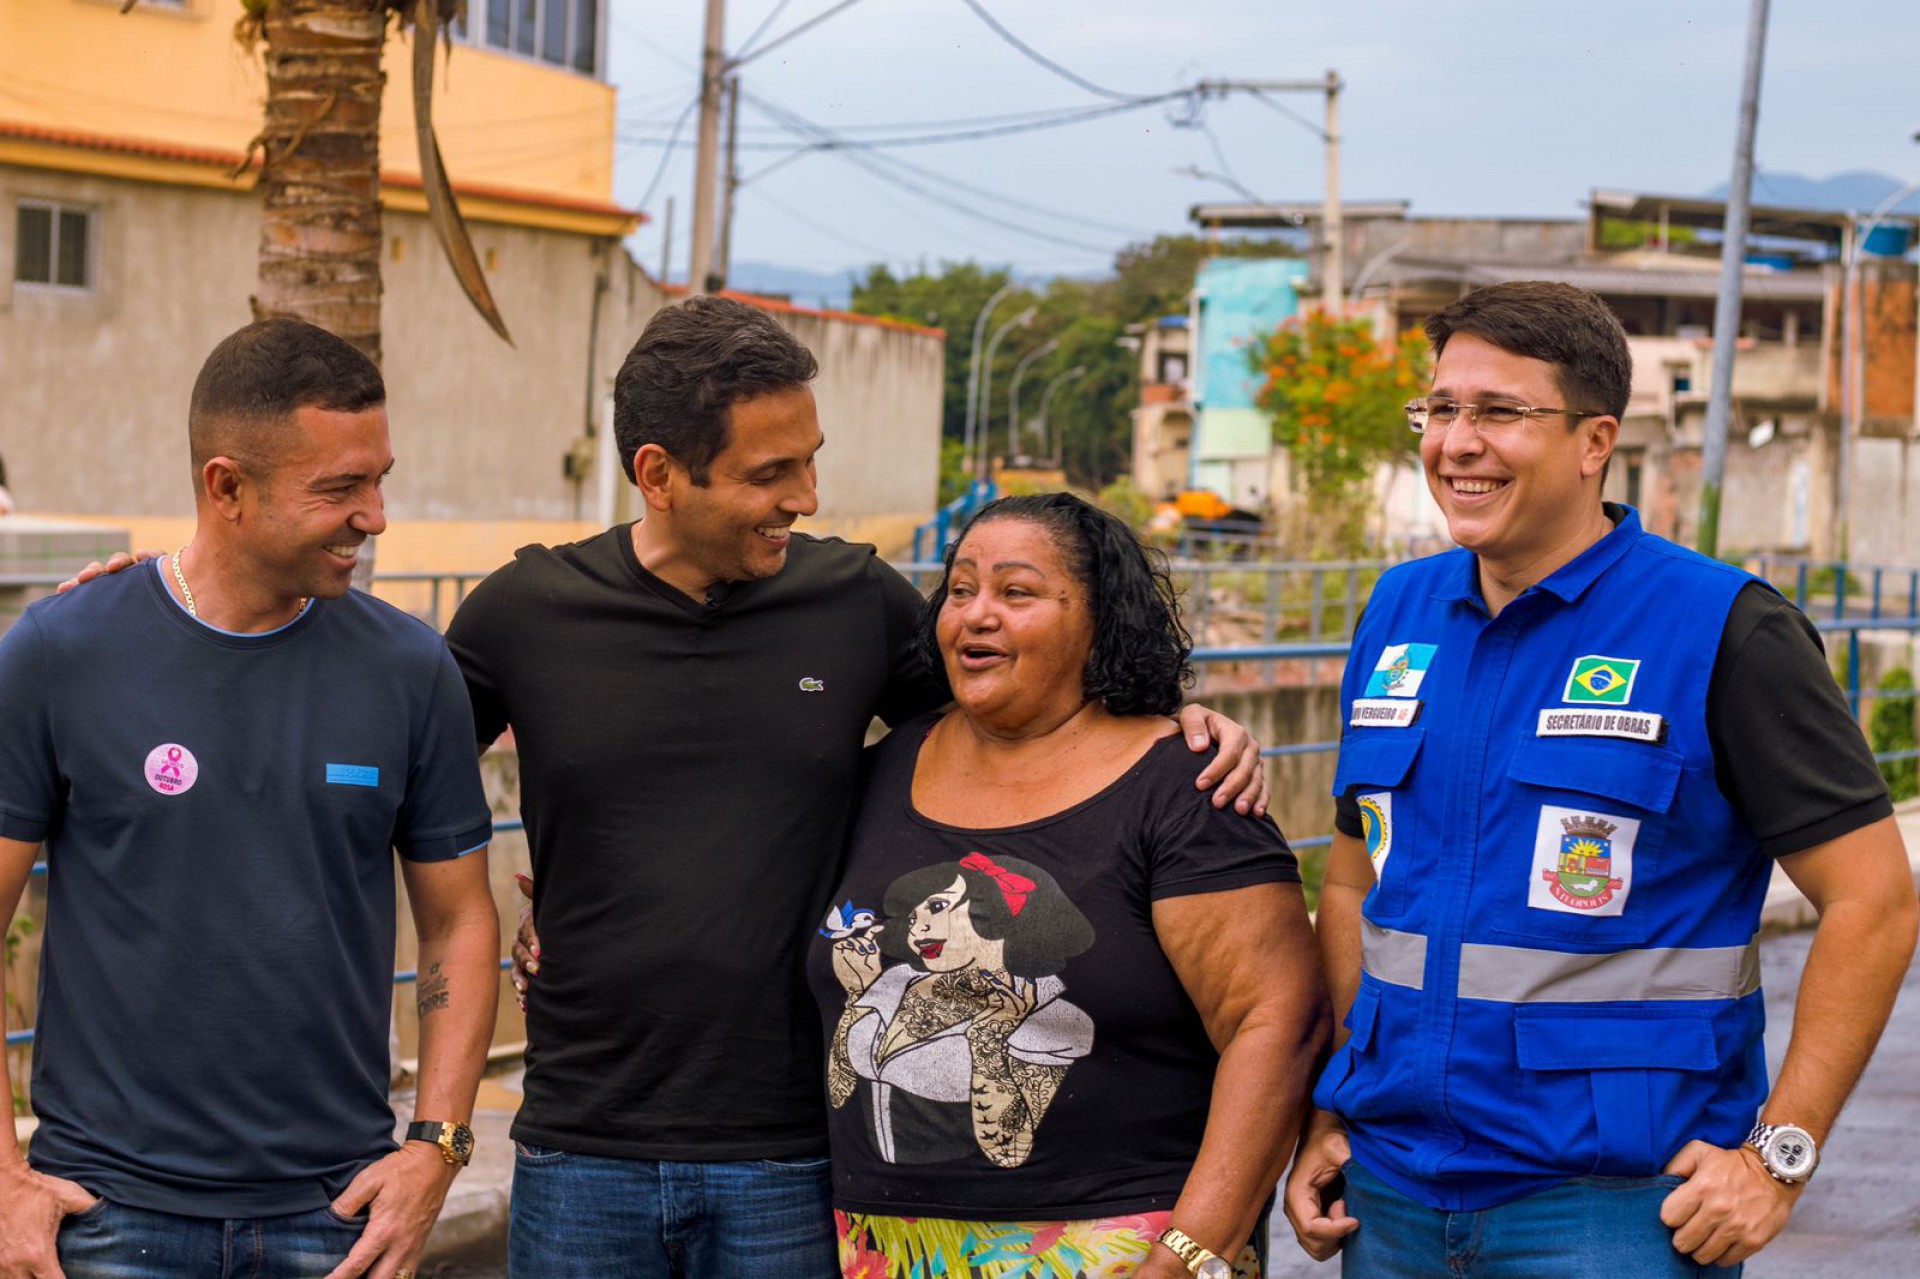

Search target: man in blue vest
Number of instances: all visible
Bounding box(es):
[1283,281,1919,1276]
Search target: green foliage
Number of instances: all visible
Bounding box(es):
[1095,476,1154,532]
[1249,312,1429,554]
[936,437,970,506]
[1596,218,1701,250]
[6,911,33,1115]
[1871,666,1919,801]
[1112,234,1298,321]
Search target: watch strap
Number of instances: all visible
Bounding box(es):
[405,1119,474,1166]
[1156,1226,1221,1273]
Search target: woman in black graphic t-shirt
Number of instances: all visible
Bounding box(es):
[809,493,1329,1279]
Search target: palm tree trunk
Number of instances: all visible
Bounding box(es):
[254,0,386,368]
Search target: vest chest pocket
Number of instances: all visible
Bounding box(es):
[1496,735,1684,947]
[1333,729,1425,920]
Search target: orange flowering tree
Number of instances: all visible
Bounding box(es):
[1249,311,1429,549]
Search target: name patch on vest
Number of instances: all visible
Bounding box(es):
[1535,708,1667,744]
[1350,698,1421,728]
[1529,805,1639,916]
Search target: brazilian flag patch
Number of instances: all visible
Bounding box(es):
[1563,654,1639,706]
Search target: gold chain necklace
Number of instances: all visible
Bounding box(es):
[171,548,307,620]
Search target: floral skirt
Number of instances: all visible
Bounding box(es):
[836,1208,1262,1279]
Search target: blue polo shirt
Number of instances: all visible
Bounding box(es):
[0,560,491,1217]
[1319,508,1780,1212]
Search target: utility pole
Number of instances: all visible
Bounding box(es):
[658,195,675,283]
[716,75,741,291]
[978,307,1037,482]
[1192,75,1343,309]
[1008,338,1060,460]
[1323,69,1343,312]
[688,0,726,297]
[1697,0,1770,559]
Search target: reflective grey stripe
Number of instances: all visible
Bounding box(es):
[1361,920,1427,991]
[1457,936,1761,1004]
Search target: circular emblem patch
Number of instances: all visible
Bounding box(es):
[144,743,199,796]
[1358,795,1391,866]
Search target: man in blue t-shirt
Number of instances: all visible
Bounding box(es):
[0,321,500,1279]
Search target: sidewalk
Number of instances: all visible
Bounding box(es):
[421,800,1920,1262]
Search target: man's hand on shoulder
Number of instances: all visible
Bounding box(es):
[1176,703,1269,816]
[1660,1139,1800,1267]
[0,1158,96,1278]
[321,1142,459,1279]
[54,550,158,594]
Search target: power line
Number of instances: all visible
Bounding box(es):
[733,0,871,67]
[637,95,701,210]
[732,0,799,62]
[746,92,1117,256]
[955,0,1149,103]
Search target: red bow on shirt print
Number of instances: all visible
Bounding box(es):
[960,852,1036,917]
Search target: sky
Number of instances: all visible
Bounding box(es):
[607,0,1920,284]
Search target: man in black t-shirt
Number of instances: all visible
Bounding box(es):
[451,297,1268,1278]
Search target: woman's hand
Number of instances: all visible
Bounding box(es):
[974,971,1038,1029]
[831,928,884,996]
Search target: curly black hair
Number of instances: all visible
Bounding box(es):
[915,492,1193,717]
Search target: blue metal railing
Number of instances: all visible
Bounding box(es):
[912,480,997,563]
[10,558,1920,1051]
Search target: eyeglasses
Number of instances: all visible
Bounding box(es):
[1404,396,1607,435]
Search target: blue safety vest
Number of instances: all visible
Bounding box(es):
[1316,508,1774,1212]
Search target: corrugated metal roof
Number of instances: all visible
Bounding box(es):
[1392,258,1829,301]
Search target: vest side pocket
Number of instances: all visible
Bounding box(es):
[1333,729,1426,920]
[1513,1006,1721,1174]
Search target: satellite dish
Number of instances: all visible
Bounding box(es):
[1748,419,1777,449]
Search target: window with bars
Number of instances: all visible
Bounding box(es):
[14,200,94,290]
[455,0,601,76]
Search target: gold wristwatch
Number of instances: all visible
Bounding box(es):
[406,1120,475,1167]
[1156,1226,1232,1279]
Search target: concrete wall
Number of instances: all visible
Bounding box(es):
[754,305,944,554]
[1,171,943,562]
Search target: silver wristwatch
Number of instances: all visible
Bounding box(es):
[1745,1121,1818,1184]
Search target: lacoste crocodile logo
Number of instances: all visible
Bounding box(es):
[798,677,825,692]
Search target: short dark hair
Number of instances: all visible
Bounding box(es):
[188,319,384,474]
[916,491,1194,718]
[1423,281,1632,421]
[613,296,819,487]
[878,856,1094,979]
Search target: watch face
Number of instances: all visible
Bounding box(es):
[1768,1129,1813,1176]
[1196,1259,1233,1279]
[449,1126,475,1160]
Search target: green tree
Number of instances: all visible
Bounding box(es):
[851,262,1025,445]
[1871,667,1919,801]
[1249,311,1428,553]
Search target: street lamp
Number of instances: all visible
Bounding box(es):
[977,306,1037,481]
[1037,365,1090,464]
[1007,338,1060,461]
[963,282,1020,476]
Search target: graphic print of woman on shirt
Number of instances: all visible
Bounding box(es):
[825,852,1095,1169]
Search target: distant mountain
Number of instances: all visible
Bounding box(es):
[1705,170,1920,215]
[723,262,859,312]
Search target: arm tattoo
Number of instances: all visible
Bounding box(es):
[416,962,450,1018]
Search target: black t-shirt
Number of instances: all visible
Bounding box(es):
[447,527,946,1159]
[1336,581,1892,856]
[809,713,1300,1218]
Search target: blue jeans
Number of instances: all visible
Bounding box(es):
[509,1143,836,1279]
[57,1197,364,1278]
[1340,1158,1737,1278]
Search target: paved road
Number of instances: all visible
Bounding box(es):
[1266,928,1920,1277]
[418,930,1919,1278]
